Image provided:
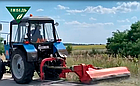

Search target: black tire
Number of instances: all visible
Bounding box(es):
[11,49,34,84]
[0,58,4,80]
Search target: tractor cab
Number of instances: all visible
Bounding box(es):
[1,15,69,84]
[4,15,68,62]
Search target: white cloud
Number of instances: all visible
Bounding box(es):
[117,19,130,22]
[49,16,65,22]
[131,16,137,20]
[89,17,96,20]
[65,21,114,28]
[66,9,84,13]
[116,2,121,5]
[116,25,131,31]
[66,1,140,14]
[65,21,81,25]
[81,14,86,16]
[55,5,69,10]
[49,15,60,19]
[65,13,71,15]
[36,9,44,12]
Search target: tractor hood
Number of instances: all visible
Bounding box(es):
[53,42,68,57]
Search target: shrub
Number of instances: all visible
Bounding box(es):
[66,45,73,54]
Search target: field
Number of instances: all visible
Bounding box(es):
[1,44,139,86]
[64,45,140,86]
[72,44,106,50]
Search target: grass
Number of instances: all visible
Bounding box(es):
[72,45,106,50]
[65,51,140,82]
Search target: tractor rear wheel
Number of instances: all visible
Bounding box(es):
[11,49,34,84]
[0,58,4,80]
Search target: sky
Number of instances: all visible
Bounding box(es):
[0,1,140,44]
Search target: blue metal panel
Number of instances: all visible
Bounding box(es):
[53,42,66,54]
[4,44,10,60]
[13,43,37,52]
[23,44,37,52]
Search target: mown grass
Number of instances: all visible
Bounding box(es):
[72,45,106,50]
[65,51,140,81]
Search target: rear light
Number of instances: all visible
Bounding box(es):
[24,41,30,44]
[57,39,62,42]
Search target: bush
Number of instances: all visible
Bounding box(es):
[90,48,101,55]
[66,45,73,54]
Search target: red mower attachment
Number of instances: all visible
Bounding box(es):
[40,57,130,84]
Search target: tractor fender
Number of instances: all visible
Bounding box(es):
[53,42,68,57]
[13,44,38,62]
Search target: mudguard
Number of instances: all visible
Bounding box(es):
[53,42,68,57]
[13,43,38,62]
[22,44,38,61]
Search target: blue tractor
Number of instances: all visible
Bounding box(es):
[0,15,131,84]
[0,15,68,84]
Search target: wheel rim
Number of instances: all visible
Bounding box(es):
[12,54,24,79]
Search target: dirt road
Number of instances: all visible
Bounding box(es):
[0,74,139,86]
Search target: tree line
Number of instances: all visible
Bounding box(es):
[106,21,140,58]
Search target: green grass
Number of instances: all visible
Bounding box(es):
[66,52,140,77]
[72,45,106,50]
[65,52,140,83]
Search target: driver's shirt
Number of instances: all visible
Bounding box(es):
[30,29,42,42]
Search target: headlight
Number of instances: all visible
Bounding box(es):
[30,52,37,58]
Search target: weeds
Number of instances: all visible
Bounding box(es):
[66,50,140,81]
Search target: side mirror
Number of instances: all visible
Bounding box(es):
[54,22,59,26]
[0,23,2,31]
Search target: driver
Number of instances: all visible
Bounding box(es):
[30,25,43,42]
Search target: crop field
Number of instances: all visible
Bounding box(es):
[72,44,106,50]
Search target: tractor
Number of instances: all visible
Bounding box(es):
[0,14,130,84]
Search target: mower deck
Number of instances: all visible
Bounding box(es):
[40,57,131,84]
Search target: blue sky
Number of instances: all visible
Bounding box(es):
[0,1,140,44]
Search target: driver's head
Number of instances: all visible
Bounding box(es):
[35,25,41,29]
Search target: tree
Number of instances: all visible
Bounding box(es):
[0,37,4,55]
[106,21,140,58]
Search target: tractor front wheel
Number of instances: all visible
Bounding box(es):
[11,49,34,84]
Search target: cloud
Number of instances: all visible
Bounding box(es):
[55,5,69,10]
[49,16,65,22]
[131,16,137,20]
[65,21,81,25]
[116,25,131,31]
[89,17,97,20]
[65,13,71,15]
[49,15,60,19]
[117,19,130,22]
[65,21,114,28]
[66,1,140,14]
[36,9,44,12]
[81,14,86,16]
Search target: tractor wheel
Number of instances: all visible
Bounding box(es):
[11,49,34,84]
[0,58,4,80]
